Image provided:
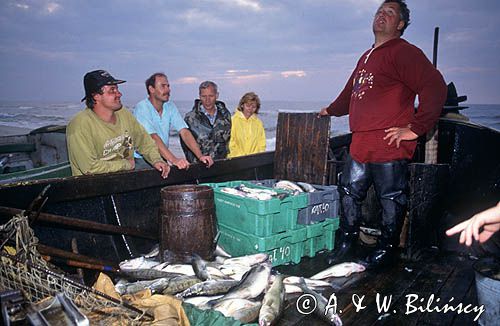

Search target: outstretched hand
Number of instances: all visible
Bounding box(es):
[383,127,418,148]
[446,202,500,246]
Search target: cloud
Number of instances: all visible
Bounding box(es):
[179,8,230,28]
[226,69,250,74]
[11,1,61,14]
[281,70,306,78]
[0,44,76,61]
[213,0,262,12]
[445,29,477,43]
[175,77,199,84]
[45,2,60,14]
[230,73,272,82]
[15,3,29,10]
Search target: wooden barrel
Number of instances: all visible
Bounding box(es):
[159,185,216,261]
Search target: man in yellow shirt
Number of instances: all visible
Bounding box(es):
[66,70,169,178]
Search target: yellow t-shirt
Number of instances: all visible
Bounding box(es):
[228,110,266,158]
[66,107,163,175]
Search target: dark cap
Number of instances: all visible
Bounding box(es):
[81,70,126,102]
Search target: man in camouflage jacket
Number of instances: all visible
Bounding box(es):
[182,81,231,163]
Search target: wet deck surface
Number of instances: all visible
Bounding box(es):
[275,250,480,325]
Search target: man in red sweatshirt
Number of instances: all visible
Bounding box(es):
[319,0,447,269]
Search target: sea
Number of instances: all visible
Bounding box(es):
[0,100,499,158]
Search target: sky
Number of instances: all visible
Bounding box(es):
[0,0,499,105]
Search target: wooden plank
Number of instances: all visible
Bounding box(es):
[381,255,455,325]
[417,255,476,325]
[274,112,330,185]
[339,262,425,325]
[277,251,481,326]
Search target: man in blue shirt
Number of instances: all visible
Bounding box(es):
[134,73,214,169]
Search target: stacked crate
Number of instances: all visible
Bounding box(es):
[204,180,340,266]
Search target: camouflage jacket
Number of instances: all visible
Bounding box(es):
[182,99,231,162]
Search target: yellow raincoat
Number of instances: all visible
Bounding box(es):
[228,110,266,158]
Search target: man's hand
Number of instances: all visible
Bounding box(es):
[317,107,330,118]
[153,161,170,179]
[171,157,190,170]
[127,157,135,170]
[199,155,214,168]
[446,202,500,246]
[383,127,418,148]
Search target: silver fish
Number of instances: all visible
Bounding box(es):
[183,295,223,308]
[220,253,270,267]
[310,262,366,280]
[176,279,239,298]
[296,278,342,326]
[214,298,262,323]
[238,184,278,196]
[159,263,226,279]
[161,275,202,295]
[296,181,316,193]
[115,276,178,295]
[282,276,332,294]
[283,276,332,288]
[209,263,271,306]
[144,244,160,259]
[119,268,182,281]
[274,180,304,193]
[119,256,160,271]
[259,274,285,326]
[220,187,249,197]
[214,245,232,258]
[115,278,155,295]
[192,253,211,281]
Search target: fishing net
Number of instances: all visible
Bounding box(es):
[0,212,152,324]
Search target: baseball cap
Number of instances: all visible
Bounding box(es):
[81,70,126,102]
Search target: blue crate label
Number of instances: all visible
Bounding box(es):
[311,202,330,215]
[269,246,291,263]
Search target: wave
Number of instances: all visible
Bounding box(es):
[0,112,67,120]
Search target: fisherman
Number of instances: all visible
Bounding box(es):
[318,0,447,269]
[67,69,169,178]
[182,81,231,163]
[133,73,214,169]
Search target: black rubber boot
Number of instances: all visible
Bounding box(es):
[363,242,399,270]
[326,231,359,265]
[362,160,408,270]
[326,156,371,265]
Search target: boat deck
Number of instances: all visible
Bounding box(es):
[276,250,480,325]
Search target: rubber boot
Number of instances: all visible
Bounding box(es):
[326,155,371,265]
[363,160,408,270]
[326,231,359,265]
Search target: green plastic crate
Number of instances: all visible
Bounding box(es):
[250,179,340,224]
[203,181,308,236]
[303,218,340,257]
[218,224,308,266]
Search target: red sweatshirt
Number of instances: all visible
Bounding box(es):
[326,38,447,163]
